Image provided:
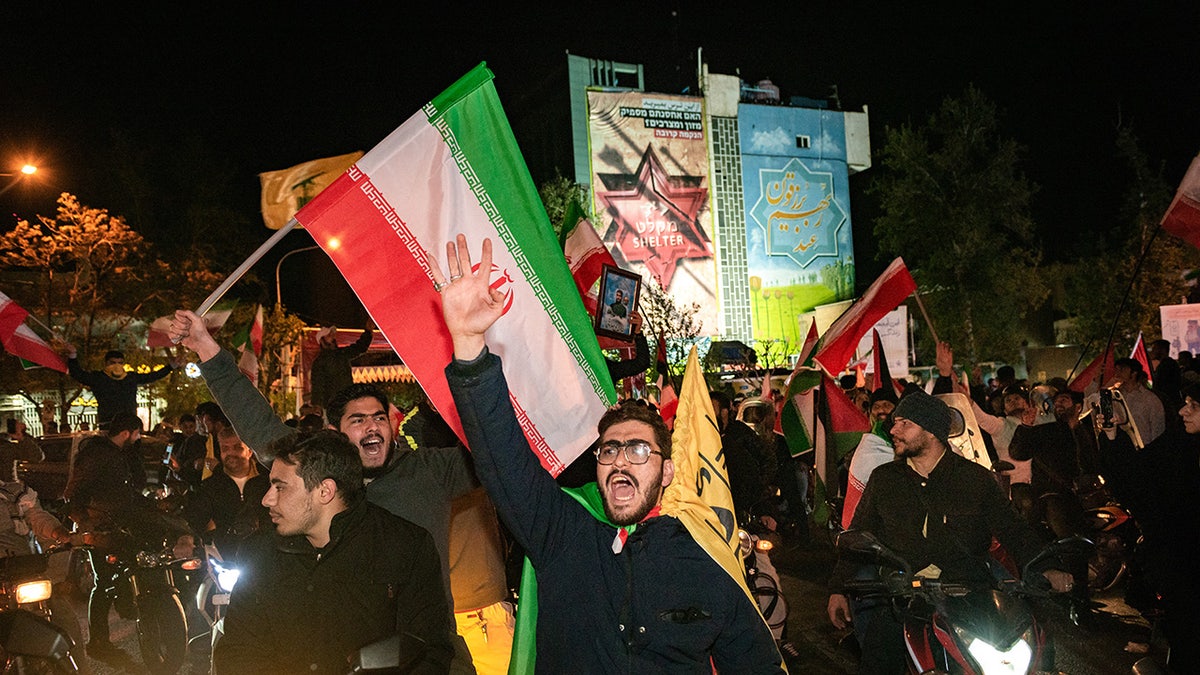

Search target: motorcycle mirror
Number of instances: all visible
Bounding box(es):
[1021,535,1095,579]
[835,530,911,575]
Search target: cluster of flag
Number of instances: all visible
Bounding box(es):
[778,258,917,522]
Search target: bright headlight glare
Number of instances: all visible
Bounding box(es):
[966,635,1032,674]
[15,579,53,604]
[216,567,242,593]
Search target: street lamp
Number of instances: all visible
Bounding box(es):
[275,245,321,307]
[0,164,37,198]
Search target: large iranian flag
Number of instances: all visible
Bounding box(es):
[294,64,614,475]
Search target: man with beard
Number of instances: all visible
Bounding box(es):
[169,310,484,672]
[435,237,783,672]
[184,426,269,559]
[215,431,454,674]
[827,390,1073,674]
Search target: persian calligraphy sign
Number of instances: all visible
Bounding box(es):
[750,158,847,267]
[739,104,856,343]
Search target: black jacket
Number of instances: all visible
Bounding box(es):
[184,468,269,558]
[834,450,1045,590]
[447,351,782,674]
[67,357,172,425]
[215,498,454,674]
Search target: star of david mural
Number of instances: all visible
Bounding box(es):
[595,145,711,287]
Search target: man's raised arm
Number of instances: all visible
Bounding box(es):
[169,310,291,462]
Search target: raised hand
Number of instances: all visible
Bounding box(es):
[432,235,505,361]
[936,341,954,377]
[168,310,221,362]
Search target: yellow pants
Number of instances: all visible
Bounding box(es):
[455,601,514,675]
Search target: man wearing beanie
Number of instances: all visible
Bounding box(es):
[827,389,1074,674]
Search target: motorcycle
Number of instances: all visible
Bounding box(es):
[88,526,204,675]
[837,529,1093,674]
[1072,473,1141,592]
[0,547,80,674]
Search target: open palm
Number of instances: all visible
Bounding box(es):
[435,235,505,359]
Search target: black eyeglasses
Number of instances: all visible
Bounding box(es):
[594,440,662,465]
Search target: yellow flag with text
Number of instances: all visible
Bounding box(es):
[662,347,771,618]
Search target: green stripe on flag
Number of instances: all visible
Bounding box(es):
[424,63,614,404]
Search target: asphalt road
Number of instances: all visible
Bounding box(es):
[69,526,1171,675]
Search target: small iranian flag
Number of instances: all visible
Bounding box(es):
[295,64,613,474]
[814,257,916,377]
[0,292,67,373]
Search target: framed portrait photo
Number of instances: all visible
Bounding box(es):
[594,265,642,342]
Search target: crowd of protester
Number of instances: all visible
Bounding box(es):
[8,292,1200,673]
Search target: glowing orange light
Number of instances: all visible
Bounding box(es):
[20,164,36,175]
[327,238,341,250]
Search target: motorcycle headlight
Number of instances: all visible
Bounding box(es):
[212,562,242,593]
[15,579,53,605]
[959,624,1035,674]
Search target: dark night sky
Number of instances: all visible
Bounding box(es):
[2,3,1198,325]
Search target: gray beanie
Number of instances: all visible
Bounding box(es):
[892,389,951,445]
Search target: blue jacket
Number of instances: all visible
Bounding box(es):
[447,351,783,674]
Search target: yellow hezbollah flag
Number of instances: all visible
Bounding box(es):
[258,151,363,229]
[662,346,785,670]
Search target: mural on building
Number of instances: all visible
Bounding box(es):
[587,90,718,333]
[740,105,856,344]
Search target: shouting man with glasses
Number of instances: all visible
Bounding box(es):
[438,236,783,673]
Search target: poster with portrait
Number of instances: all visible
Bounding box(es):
[1160,303,1200,358]
[595,265,642,341]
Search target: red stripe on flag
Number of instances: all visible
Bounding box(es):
[297,169,467,444]
[1162,154,1200,249]
[0,298,29,340]
[510,395,564,475]
[814,258,916,376]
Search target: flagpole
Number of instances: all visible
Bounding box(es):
[22,312,62,341]
[910,287,940,344]
[173,218,298,345]
[196,219,298,317]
